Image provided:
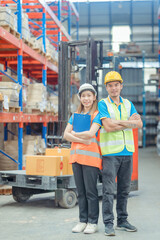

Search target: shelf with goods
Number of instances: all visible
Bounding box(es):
[0,0,79,171]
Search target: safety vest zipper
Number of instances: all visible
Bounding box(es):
[122,130,126,146]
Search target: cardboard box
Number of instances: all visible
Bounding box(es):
[45,148,73,175]
[26,155,68,176]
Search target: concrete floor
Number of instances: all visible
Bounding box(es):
[0,147,160,240]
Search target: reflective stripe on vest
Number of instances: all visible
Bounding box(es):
[100,97,134,155]
[91,137,100,146]
[70,149,101,159]
[70,110,102,169]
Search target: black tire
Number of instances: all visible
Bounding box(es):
[58,190,77,209]
[12,187,32,203]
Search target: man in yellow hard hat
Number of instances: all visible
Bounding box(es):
[98,71,142,236]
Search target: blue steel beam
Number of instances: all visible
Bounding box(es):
[0,150,18,164]
[158,1,160,103]
[58,0,61,42]
[68,0,79,19]
[88,1,91,37]
[130,0,133,42]
[29,18,42,29]
[76,2,79,41]
[17,0,22,38]
[0,70,18,84]
[17,0,23,170]
[4,123,8,141]
[108,1,112,50]
[68,2,71,36]
[142,51,146,148]
[42,8,46,53]
[151,0,154,53]
[78,24,158,28]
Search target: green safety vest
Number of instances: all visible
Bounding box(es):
[100,97,135,155]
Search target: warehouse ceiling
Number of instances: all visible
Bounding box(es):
[70,0,159,56]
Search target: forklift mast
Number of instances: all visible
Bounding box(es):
[57,38,103,141]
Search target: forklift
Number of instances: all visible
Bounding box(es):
[0,38,104,208]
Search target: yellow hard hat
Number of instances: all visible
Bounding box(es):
[104,71,123,84]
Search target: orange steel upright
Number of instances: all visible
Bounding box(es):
[132,128,139,190]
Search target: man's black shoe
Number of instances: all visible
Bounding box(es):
[105,224,115,236]
[116,220,137,232]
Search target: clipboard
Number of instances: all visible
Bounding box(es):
[73,113,91,132]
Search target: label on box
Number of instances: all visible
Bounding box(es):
[36,158,44,173]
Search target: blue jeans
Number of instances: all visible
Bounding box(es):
[102,155,132,226]
[72,162,99,224]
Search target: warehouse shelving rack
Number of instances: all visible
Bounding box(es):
[0,0,79,170]
[102,52,159,147]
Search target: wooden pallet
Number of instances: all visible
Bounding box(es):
[46,55,58,66]
[24,108,42,114]
[24,108,55,115]
[3,107,21,113]
[33,48,45,56]
[46,111,55,116]
[0,185,12,195]
[22,37,33,48]
[46,55,52,61]
[1,24,20,39]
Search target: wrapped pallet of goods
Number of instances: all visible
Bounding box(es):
[0,7,13,28]
[0,135,46,170]
[0,93,3,112]
[0,63,4,71]
[0,7,18,34]
[34,37,50,53]
[48,94,58,115]
[9,6,30,41]
[31,37,43,53]
[71,93,79,113]
[23,135,46,168]
[25,83,47,113]
[22,76,30,108]
[0,140,18,171]
[0,81,20,112]
[22,12,31,42]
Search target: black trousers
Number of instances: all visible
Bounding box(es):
[102,155,132,226]
[72,162,99,224]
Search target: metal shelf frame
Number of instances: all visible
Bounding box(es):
[0,0,79,170]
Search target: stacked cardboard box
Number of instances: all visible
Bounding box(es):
[45,148,73,175]
[25,148,73,177]
[26,155,68,176]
